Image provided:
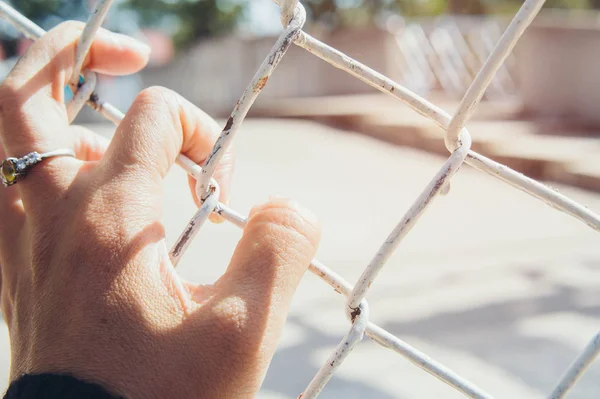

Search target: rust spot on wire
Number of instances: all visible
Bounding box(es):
[255,76,269,92]
[433,172,449,194]
[200,184,217,202]
[224,116,234,132]
[350,306,361,322]
[171,220,196,258]
[87,92,101,110]
[268,26,300,66]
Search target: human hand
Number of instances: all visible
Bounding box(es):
[0,22,320,398]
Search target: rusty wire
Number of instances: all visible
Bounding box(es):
[0,0,598,398]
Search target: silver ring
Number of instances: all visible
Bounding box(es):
[1,149,76,187]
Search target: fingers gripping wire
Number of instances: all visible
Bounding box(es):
[66,70,96,123]
[195,2,306,198]
[67,0,114,122]
[1,1,600,398]
[169,178,220,267]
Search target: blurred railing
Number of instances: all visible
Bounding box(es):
[389,16,517,99]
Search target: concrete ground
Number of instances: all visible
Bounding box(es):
[253,94,600,193]
[1,119,599,398]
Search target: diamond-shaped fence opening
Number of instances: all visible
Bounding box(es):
[0,1,598,398]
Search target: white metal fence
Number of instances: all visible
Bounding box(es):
[0,1,598,398]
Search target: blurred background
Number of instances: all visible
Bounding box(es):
[1,1,600,398]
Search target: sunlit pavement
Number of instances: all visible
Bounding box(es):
[1,119,599,398]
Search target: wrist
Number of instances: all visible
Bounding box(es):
[4,373,122,399]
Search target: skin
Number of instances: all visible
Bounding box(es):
[0,22,321,398]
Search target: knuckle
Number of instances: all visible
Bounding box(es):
[243,199,321,276]
[131,86,180,128]
[134,86,175,109]
[249,198,321,248]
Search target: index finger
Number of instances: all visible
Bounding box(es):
[0,21,149,205]
[102,87,234,222]
[0,21,149,157]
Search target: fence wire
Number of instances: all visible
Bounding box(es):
[0,0,599,398]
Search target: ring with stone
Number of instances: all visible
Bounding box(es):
[1,149,76,187]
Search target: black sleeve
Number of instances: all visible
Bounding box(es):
[4,373,122,399]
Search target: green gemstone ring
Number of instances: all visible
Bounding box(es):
[1,149,76,187]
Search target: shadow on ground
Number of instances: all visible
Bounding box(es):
[381,276,600,397]
[262,315,398,399]
[262,265,600,398]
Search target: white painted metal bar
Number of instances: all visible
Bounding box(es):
[300,301,370,399]
[169,182,220,267]
[71,0,114,87]
[88,98,126,126]
[445,0,545,150]
[347,134,471,309]
[66,70,97,123]
[0,1,44,39]
[68,0,113,125]
[294,30,453,130]
[548,331,600,399]
[466,151,600,231]
[196,5,306,197]
[366,323,494,399]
